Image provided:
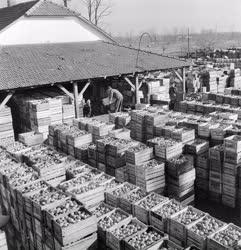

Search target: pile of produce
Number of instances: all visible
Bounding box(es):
[55,208,90,228]
[138,193,167,210]
[212,224,241,247]
[126,230,163,249]
[154,200,184,219]
[30,187,68,206]
[98,209,128,230]
[124,188,147,203]
[46,199,82,217]
[189,215,225,237]
[175,207,205,225]
[111,220,146,240]
[91,203,114,218]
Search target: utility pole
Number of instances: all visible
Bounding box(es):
[187,28,190,58]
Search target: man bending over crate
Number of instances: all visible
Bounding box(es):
[107,86,123,112]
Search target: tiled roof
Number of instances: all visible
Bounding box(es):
[0,0,115,43]
[26,0,77,16]
[0,41,190,91]
[0,1,37,31]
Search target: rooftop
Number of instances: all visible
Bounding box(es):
[0,41,190,91]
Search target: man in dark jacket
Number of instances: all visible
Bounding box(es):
[169,82,177,110]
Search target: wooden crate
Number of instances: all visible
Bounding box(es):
[125,145,153,165]
[224,150,241,164]
[53,207,97,246]
[44,197,83,230]
[186,214,226,250]
[97,208,132,244]
[31,187,69,221]
[124,226,168,250]
[209,145,224,162]
[207,223,241,250]
[149,199,185,233]
[106,218,147,250]
[89,202,115,222]
[105,182,137,208]
[159,239,184,250]
[185,139,209,155]
[18,132,44,146]
[68,182,105,208]
[118,188,147,215]
[166,155,194,177]
[133,193,169,224]
[54,233,97,250]
[155,141,183,160]
[224,135,241,153]
[168,206,206,246]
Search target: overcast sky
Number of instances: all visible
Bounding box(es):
[3,0,241,36]
[100,0,241,36]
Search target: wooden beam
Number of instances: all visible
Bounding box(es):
[0,91,14,111]
[138,80,143,90]
[57,84,74,100]
[135,75,140,104]
[73,82,79,119]
[124,77,135,91]
[79,81,91,99]
[173,70,183,82]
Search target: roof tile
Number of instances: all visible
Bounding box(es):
[0,41,190,91]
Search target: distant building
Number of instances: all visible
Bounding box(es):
[0,0,114,45]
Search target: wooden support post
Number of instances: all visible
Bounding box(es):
[73,82,79,119]
[124,77,135,91]
[0,91,14,111]
[183,67,186,98]
[173,70,183,82]
[57,84,74,100]
[79,81,91,100]
[135,75,140,104]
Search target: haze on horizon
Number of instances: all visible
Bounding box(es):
[2,0,241,36]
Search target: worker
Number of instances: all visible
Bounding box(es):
[140,80,150,104]
[107,86,123,112]
[83,99,92,117]
[169,82,177,110]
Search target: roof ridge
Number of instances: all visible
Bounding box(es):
[104,41,190,63]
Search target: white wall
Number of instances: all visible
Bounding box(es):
[0,16,102,45]
[0,0,7,8]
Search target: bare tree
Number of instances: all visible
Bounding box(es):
[82,0,112,26]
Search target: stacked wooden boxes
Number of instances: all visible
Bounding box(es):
[106,138,139,177]
[168,206,206,246]
[144,112,168,141]
[135,159,165,194]
[154,137,183,160]
[186,214,226,250]
[109,112,131,128]
[149,199,185,233]
[123,226,168,250]
[29,99,51,139]
[66,127,92,157]
[207,223,241,250]
[130,110,147,142]
[125,144,153,185]
[0,106,14,140]
[88,143,98,168]
[209,144,224,203]
[106,218,147,250]
[45,199,97,250]
[185,139,209,199]
[22,146,67,186]
[166,154,196,206]
[96,136,111,172]
[97,208,132,247]
[133,192,169,224]
[222,135,241,208]
[48,97,63,125]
